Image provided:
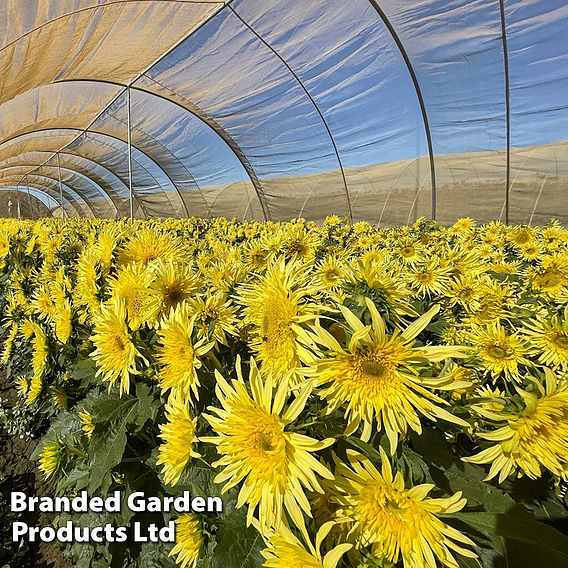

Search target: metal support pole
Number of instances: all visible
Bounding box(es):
[57,153,66,218]
[26,180,33,219]
[16,190,21,219]
[126,86,134,220]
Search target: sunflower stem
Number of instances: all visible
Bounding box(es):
[206,351,224,374]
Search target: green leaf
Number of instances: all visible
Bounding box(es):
[91,393,138,425]
[344,435,383,462]
[455,511,568,566]
[133,383,156,432]
[72,357,98,388]
[210,507,263,568]
[58,464,90,492]
[442,464,516,513]
[88,399,140,493]
[137,542,177,568]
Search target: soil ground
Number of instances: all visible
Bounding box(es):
[0,373,72,568]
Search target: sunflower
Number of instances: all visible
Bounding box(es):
[1,322,18,364]
[53,299,72,343]
[38,441,63,480]
[26,373,43,405]
[467,322,532,381]
[345,259,416,323]
[185,292,238,347]
[518,242,543,261]
[15,376,29,398]
[49,386,68,409]
[508,226,535,247]
[31,285,58,322]
[157,393,200,486]
[333,448,476,568]
[465,368,568,482]
[90,301,144,396]
[522,307,568,370]
[108,263,153,331]
[406,259,452,298]
[79,410,95,439]
[237,257,322,384]
[95,223,122,271]
[260,522,351,568]
[118,227,186,266]
[74,249,101,321]
[313,255,348,290]
[145,260,198,326]
[446,274,483,311]
[394,238,423,265]
[305,299,469,452]
[202,358,334,532]
[526,254,568,295]
[169,514,203,568]
[243,240,271,270]
[202,259,246,293]
[31,324,49,381]
[283,225,321,264]
[156,303,214,401]
[465,279,513,325]
[0,230,11,259]
[448,217,476,235]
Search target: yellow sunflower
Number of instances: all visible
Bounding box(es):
[260,522,351,568]
[108,263,153,331]
[237,257,322,384]
[169,514,203,568]
[38,441,63,480]
[467,322,532,381]
[79,410,95,439]
[313,255,348,290]
[185,292,238,347]
[31,324,49,381]
[406,259,452,298]
[74,249,101,321]
[202,357,334,533]
[333,448,476,568]
[118,226,186,266]
[156,303,214,401]
[145,260,198,326]
[522,307,568,370]
[526,254,568,295]
[90,301,144,396]
[157,393,201,486]
[465,368,568,482]
[305,299,469,452]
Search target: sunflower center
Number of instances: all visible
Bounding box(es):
[324,268,341,281]
[258,432,277,452]
[486,342,511,359]
[361,360,390,379]
[552,331,568,349]
[164,285,186,308]
[458,287,474,300]
[249,424,285,457]
[535,269,564,289]
[513,230,531,245]
[401,246,415,258]
[415,270,433,284]
[355,483,424,536]
[288,241,308,256]
[251,251,266,264]
[114,335,126,352]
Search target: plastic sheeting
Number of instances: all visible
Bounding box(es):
[0,0,567,223]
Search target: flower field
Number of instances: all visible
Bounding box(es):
[1,216,568,568]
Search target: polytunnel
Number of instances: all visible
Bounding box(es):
[1,0,567,224]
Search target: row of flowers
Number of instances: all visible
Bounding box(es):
[1,216,567,568]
